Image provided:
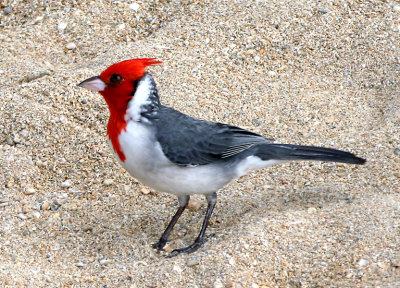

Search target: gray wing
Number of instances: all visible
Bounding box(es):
[152,106,269,166]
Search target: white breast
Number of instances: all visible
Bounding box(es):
[116,121,232,195]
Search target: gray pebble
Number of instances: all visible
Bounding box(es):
[103,179,113,186]
[187,256,200,267]
[13,135,21,144]
[4,7,13,14]
[31,211,41,219]
[16,213,27,220]
[61,180,72,188]
[66,42,76,50]
[21,70,50,83]
[391,256,400,267]
[100,259,112,265]
[50,200,61,211]
[0,198,9,204]
[6,138,15,146]
[394,148,400,155]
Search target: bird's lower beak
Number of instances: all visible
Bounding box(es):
[78,76,107,92]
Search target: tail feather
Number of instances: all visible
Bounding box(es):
[255,144,366,165]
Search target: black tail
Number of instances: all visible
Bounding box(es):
[255,144,366,164]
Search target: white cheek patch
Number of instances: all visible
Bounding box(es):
[126,74,152,121]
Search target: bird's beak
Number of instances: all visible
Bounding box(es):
[78,76,107,92]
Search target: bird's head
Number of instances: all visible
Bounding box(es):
[79,58,162,114]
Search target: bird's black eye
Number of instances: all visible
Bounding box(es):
[110,74,122,83]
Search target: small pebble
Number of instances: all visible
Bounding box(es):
[394,148,400,155]
[50,200,62,211]
[173,265,183,274]
[325,116,335,123]
[100,259,112,265]
[140,187,151,195]
[390,255,400,267]
[228,257,236,265]
[307,207,317,213]
[187,256,200,267]
[254,55,260,62]
[61,180,72,188]
[358,258,369,267]
[66,42,77,50]
[252,119,261,126]
[129,3,140,11]
[41,201,50,210]
[214,279,224,288]
[21,129,29,138]
[31,211,41,219]
[0,198,9,204]
[16,213,27,220]
[6,138,14,146]
[36,160,47,167]
[393,5,400,12]
[188,198,202,211]
[76,262,84,268]
[58,22,67,31]
[103,179,113,186]
[82,226,93,232]
[24,187,36,195]
[118,23,125,30]
[6,180,14,188]
[33,16,43,24]
[21,70,50,83]
[13,135,21,144]
[4,7,13,14]
[22,205,31,214]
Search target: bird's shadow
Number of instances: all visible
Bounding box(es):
[132,167,356,251]
[73,165,359,256]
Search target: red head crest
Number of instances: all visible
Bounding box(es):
[100,58,162,83]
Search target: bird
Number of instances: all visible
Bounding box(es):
[78,58,366,257]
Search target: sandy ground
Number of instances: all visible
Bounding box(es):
[1,0,399,287]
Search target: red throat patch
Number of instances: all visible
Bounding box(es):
[107,116,128,162]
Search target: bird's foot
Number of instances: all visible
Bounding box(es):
[152,238,167,252]
[166,234,214,258]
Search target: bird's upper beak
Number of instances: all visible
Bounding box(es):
[78,76,107,92]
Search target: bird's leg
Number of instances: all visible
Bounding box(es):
[152,195,189,251]
[167,192,217,257]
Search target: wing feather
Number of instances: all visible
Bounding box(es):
[153,106,269,166]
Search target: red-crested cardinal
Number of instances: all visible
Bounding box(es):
[79,58,366,257]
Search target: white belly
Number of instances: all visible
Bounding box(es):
[114,121,232,195]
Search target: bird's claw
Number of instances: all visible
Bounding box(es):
[152,238,167,252]
[166,234,214,258]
